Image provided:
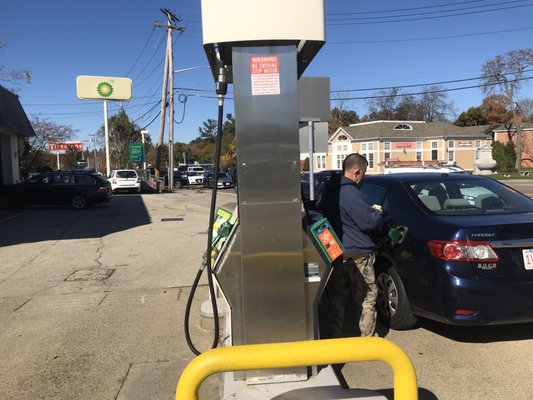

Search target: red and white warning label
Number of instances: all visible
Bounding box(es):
[250,55,280,96]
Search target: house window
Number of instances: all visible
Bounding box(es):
[431,141,438,161]
[337,145,342,152]
[368,153,374,169]
[448,150,455,162]
[416,141,423,149]
[384,152,391,160]
[394,124,412,130]
[416,151,422,161]
[338,135,347,141]
[384,142,391,150]
[336,154,346,169]
[343,144,348,151]
[475,140,481,148]
[448,140,455,148]
[368,143,374,151]
[361,143,367,151]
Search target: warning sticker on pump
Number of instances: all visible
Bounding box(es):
[250,55,280,96]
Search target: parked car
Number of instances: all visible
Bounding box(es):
[203,172,233,188]
[301,170,342,202]
[0,171,113,209]
[186,172,204,185]
[352,173,533,329]
[108,169,141,193]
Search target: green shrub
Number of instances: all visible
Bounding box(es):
[491,141,516,172]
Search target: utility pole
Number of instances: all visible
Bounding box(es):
[154,9,185,191]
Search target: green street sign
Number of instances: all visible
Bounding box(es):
[129,143,144,163]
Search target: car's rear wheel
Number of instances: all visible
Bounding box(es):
[72,194,88,209]
[376,266,418,330]
[174,180,182,189]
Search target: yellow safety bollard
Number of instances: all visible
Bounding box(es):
[176,337,417,400]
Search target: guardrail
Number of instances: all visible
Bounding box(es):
[175,337,417,400]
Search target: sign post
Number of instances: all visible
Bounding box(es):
[76,76,133,177]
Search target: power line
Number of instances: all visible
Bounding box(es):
[331,69,533,93]
[327,1,533,25]
[326,0,511,15]
[327,0,530,20]
[333,76,533,100]
[125,28,155,77]
[328,26,533,44]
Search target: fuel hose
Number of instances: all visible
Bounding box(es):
[184,61,227,356]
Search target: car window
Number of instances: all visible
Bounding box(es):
[51,174,73,184]
[27,174,50,184]
[408,179,533,215]
[360,183,389,211]
[76,175,96,185]
[116,170,137,179]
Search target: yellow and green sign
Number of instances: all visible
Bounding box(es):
[76,75,132,101]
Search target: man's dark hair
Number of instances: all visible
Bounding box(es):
[343,153,368,173]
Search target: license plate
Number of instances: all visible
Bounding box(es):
[523,249,533,270]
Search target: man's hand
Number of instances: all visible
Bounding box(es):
[372,204,383,213]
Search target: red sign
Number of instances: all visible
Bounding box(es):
[48,142,83,151]
[250,55,280,96]
[395,143,412,149]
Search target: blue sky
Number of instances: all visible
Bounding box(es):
[1,0,532,148]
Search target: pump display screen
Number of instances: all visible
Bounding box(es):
[310,218,343,263]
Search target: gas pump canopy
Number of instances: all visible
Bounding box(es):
[200,0,325,82]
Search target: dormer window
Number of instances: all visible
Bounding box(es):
[338,135,348,141]
[394,124,412,130]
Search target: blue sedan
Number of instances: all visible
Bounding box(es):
[358,173,533,329]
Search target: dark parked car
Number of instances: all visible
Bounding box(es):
[353,173,533,329]
[301,170,342,201]
[0,171,113,209]
[203,172,233,188]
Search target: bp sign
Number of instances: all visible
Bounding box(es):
[76,76,133,101]
[129,143,144,163]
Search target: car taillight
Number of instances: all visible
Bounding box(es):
[97,187,108,193]
[427,240,499,262]
[112,178,117,184]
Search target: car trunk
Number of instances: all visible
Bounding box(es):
[448,213,533,279]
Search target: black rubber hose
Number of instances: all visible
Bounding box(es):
[184,97,224,356]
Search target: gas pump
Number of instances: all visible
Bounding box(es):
[180,1,413,398]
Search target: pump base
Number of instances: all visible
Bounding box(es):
[221,366,387,399]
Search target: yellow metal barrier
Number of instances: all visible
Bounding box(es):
[175,337,417,400]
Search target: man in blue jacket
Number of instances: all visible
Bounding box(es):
[321,153,383,338]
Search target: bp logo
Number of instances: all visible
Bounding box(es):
[96,82,113,98]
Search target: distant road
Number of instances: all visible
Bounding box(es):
[503,179,533,197]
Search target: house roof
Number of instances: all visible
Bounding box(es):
[0,85,35,137]
[329,120,492,143]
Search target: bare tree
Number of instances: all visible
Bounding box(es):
[0,42,31,91]
[366,87,400,120]
[419,85,454,122]
[518,98,533,122]
[481,48,533,170]
[19,117,76,177]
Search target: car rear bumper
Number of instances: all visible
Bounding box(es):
[421,275,533,326]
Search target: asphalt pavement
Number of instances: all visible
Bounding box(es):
[1,184,533,400]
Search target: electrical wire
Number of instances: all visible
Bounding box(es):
[327,1,533,25]
[328,26,533,44]
[326,0,518,15]
[125,28,155,77]
[332,76,533,101]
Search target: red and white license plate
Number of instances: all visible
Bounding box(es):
[523,249,533,270]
